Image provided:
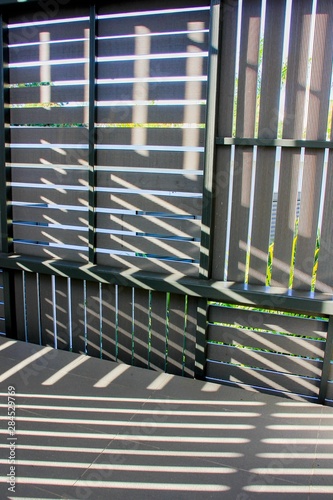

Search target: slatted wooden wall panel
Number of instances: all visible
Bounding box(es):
[12,269,197,377]
[206,303,329,400]
[8,6,90,262]
[95,4,209,274]
[212,0,333,292]
[5,0,209,276]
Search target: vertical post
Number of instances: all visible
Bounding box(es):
[0,14,17,339]
[196,1,222,381]
[199,0,222,279]
[0,14,11,254]
[318,315,333,405]
[88,4,97,263]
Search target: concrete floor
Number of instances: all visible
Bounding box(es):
[0,337,333,499]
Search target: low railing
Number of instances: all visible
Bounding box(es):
[1,253,333,406]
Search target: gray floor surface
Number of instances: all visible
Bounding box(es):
[0,337,333,499]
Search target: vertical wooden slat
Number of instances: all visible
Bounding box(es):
[14,271,25,342]
[211,0,239,280]
[85,281,102,358]
[293,0,333,290]
[39,274,56,348]
[227,0,261,281]
[165,293,186,376]
[24,273,42,345]
[149,291,167,372]
[70,279,86,355]
[117,286,134,365]
[272,0,313,287]
[199,0,222,278]
[248,0,286,285]
[184,295,198,377]
[53,276,70,351]
[100,283,117,361]
[133,288,150,369]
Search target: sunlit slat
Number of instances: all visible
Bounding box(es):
[96,99,205,107]
[8,59,88,68]
[95,187,202,197]
[97,76,207,84]
[97,52,208,64]
[97,6,210,21]
[9,16,89,29]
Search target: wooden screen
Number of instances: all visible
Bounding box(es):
[5,0,209,275]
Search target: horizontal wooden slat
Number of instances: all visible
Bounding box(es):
[97,81,207,102]
[10,147,88,166]
[10,106,88,126]
[10,85,86,106]
[13,242,88,262]
[8,14,89,47]
[96,104,206,125]
[13,206,88,227]
[206,342,322,379]
[97,170,203,193]
[10,127,89,145]
[9,40,87,65]
[97,34,208,58]
[13,224,88,247]
[96,58,208,82]
[9,63,88,86]
[11,166,88,186]
[12,187,88,206]
[96,192,202,216]
[96,252,199,276]
[96,213,201,239]
[206,360,320,398]
[208,305,328,339]
[207,325,326,360]
[96,7,209,37]
[97,149,204,171]
[96,233,199,261]
[95,127,205,148]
